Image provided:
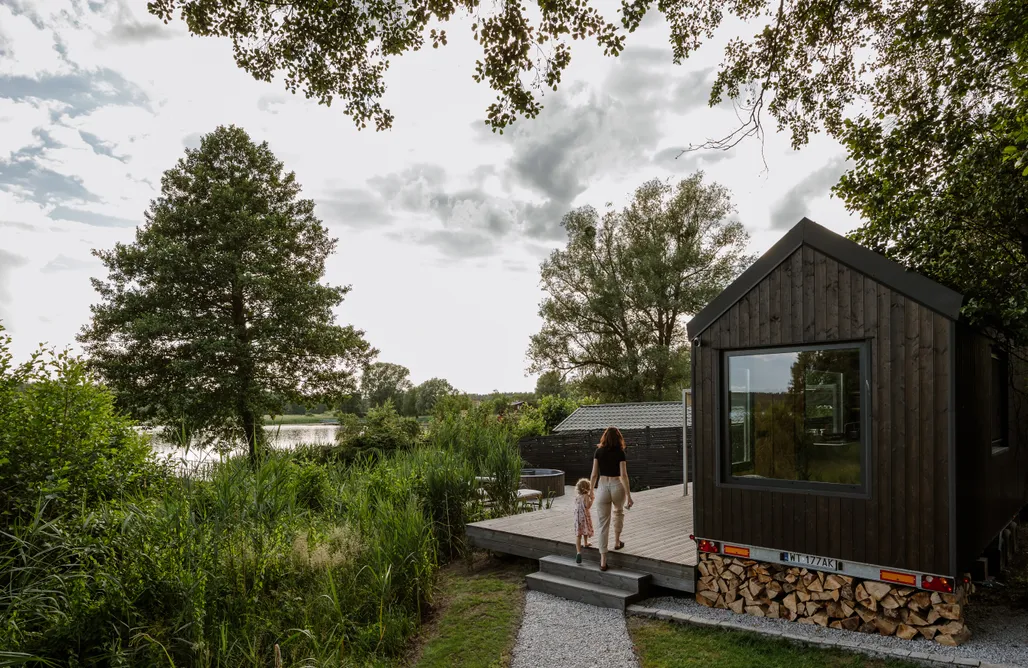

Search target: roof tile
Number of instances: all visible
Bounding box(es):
[553,401,691,432]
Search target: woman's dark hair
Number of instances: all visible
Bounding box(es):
[597,426,626,451]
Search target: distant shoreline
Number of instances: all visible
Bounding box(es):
[263,413,339,425]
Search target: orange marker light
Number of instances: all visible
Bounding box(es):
[879,569,917,586]
[723,544,750,558]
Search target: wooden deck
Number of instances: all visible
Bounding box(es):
[467,484,696,592]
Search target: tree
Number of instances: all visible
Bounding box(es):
[840,108,1028,348]
[413,377,456,416]
[534,370,566,398]
[362,362,413,410]
[337,393,364,416]
[79,125,375,461]
[528,174,752,402]
[147,0,1026,139]
[151,0,1028,345]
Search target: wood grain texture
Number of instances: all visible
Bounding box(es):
[692,247,955,575]
[954,325,1028,572]
[469,484,697,571]
[518,427,686,491]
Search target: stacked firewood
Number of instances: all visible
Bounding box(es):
[696,555,973,646]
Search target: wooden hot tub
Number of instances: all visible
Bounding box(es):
[520,468,565,498]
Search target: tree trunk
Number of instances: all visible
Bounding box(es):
[231,282,260,464]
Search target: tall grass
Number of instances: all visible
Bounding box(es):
[1,419,523,666]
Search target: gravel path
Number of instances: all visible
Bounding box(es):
[511,590,640,668]
[639,594,1028,666]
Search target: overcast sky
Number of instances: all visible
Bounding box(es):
[0,0,856,393]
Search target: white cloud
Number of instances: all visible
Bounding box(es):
[0,1,857,392]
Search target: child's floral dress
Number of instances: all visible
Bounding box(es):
[573,494,594,538]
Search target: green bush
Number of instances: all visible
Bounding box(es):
[332,400,422,463]
[0,329,163,525]
[0,331,526,666]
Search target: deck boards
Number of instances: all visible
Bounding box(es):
[467,484,696,590]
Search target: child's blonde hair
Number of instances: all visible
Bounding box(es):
[575,478,591,496]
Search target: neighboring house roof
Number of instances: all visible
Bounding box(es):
[686,217,965,339]
[553,401,691,432]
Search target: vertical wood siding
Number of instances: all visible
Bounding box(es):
[954,327,1028,571]
[692,247,954,576]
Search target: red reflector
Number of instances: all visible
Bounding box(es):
[698,539,719,554]
[921,575,954,593]
[724,544,750,558]
[879,569,917,586]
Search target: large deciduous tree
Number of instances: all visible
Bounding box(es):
[413,377,456,416]
[534,370,567,398]
[152,0,1028,343]
[79,125,375,460]
[528,174,752,402]
[361,362,413,410]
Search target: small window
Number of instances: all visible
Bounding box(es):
[991,348,1008,453]
[723,343,867,492]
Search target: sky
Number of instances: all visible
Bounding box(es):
[0,0,857,394]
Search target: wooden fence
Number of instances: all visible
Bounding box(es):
[517,426,690,491]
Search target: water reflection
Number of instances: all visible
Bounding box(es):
[145,424,339,470]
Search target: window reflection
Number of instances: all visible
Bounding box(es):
[727,347,863,486]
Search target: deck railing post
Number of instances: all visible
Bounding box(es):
[683,388,690,497]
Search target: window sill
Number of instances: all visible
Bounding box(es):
[992,446,1010,457]
[719,477,870,500]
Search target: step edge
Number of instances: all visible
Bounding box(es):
[539,555,651,579]
[526,571,636,599]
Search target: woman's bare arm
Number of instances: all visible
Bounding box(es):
[590,459,599,491]
[620,460,633,508]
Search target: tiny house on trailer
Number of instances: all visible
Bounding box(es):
[687,218,1027,590]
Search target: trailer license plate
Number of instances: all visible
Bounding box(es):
[780,552,839,571]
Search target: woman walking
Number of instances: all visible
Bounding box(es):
[589,426,634,571]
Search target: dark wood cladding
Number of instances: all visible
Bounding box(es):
[692,247,954,576]
[954,326,1028,572]
[518,427,689,491]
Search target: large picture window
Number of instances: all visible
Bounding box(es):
[723,343,868,491]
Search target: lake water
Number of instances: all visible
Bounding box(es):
[146,423,340,469]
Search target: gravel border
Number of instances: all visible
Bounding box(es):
[511,590,639,668]
[630,595,1028,667]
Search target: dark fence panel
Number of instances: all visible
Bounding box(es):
[517,426,690,491]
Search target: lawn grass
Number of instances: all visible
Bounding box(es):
[413,555,533,668]
[628,617,916,668]
[263,412,338,425]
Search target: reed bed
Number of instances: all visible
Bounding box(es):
[1,428,524,667]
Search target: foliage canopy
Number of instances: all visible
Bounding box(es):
[150,0,1028,345]
[79,125,375,459]
[528,174,751,402]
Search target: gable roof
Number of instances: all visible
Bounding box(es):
[687,217,964,339]
[553,401,691,432]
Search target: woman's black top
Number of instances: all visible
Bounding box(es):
[594,446,626,477]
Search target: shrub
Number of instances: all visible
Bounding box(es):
[333,400,422,462]
[294,461,333,512]
[0,329,164,525]
[0,330,526,666]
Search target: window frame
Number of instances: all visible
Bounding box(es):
[716,340,873,498]
[990,347,1009,456]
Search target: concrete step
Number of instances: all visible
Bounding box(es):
[525,571,643,611]
[539,554,651,594]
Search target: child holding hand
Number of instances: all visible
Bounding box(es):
[573,478,594,563]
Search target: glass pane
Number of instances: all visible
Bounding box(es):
[727,347,862,485]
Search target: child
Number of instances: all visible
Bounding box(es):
[573,478,594,563]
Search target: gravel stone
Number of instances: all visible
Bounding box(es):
[511,590,639,668]
[637,595,1028,667]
